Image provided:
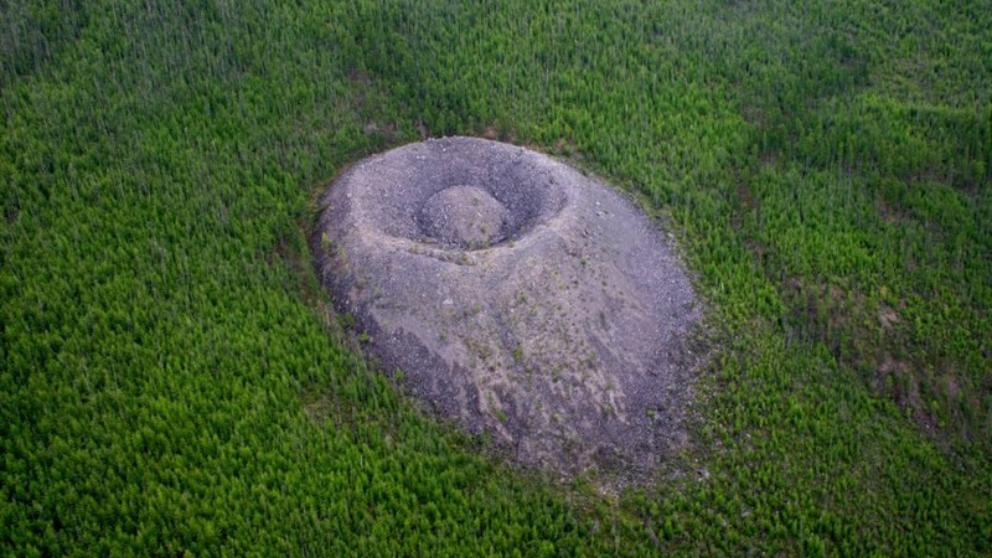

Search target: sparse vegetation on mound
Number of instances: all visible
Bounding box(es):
[1,0,990,555]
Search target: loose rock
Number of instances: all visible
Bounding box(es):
[313,136,700,479]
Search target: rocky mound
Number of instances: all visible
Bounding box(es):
[313,136,700,478]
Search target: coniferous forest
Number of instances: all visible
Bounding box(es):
[2,1,990,555]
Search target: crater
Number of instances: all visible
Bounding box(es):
[313,137,701,482]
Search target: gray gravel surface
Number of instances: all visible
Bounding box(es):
[313,136,701,479]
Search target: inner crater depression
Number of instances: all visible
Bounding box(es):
[313,136,701,479]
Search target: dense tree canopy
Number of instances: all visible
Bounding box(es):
[2,0,990,555]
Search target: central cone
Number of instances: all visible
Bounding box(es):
[419,185,508,248]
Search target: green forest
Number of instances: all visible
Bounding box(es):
[2,0,990,555]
